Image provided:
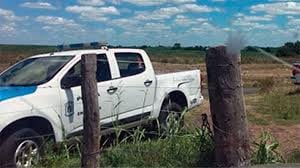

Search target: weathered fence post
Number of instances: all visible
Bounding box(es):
[205,46,250,167]
[81,54,100,168]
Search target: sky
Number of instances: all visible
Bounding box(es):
[0,0,300,47]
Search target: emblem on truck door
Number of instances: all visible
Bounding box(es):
[65,101,74,116]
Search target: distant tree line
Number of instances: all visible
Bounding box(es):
[276,41,300,57]
[111,42,299,57]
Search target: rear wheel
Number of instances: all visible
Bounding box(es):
[0,128,43,168]
[158,102,184,134]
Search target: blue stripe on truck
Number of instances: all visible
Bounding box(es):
[0,86,37,102]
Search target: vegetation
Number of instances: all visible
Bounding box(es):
[251,132,284,164]
[277,41,300,57]
[0,43,299,66]
[37,127,214,167]
[258,87,300,125]
[36,109,215,167]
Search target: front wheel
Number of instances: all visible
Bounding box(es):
[158,102,184,134]
[0,128,43,168]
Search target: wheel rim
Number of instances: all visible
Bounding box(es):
[14,140,39,168]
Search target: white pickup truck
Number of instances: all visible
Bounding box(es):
[0,46,203,167]
[292,62,300,84]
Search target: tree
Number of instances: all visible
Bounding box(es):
[276,41,298,57]
[294,41,300,54]
[173,43,181,49]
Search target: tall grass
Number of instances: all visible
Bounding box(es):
[36,108,214,167]
[251,132,284,164]
[36,127,214,167]
[258,87,300,124]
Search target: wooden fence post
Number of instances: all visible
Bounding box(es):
[205,46,250,167]
[81,54,100,168]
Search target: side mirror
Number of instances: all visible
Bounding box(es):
[61,76,81,89]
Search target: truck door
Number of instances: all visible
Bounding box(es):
[59,53,117,136]
[111,52,156,119]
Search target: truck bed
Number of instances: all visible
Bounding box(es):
[155,69,203,109]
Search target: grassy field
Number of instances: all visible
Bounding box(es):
[0,44,299,166]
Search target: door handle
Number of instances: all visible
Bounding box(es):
[144,80,153,87]
[107,86,118,94]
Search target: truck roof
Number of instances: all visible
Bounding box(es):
[31,48,145,58]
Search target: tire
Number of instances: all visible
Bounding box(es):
[158,102,184,134]
[0,128,43,168]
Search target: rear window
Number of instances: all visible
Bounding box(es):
[115,53,145,78]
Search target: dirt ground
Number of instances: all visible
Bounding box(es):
[186,98,300,158]
[153,62,291,87]
[154,63,300,157]
[153,62,299,158]
[0,61,298,158]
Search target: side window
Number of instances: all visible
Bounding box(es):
[62,54,111,87]
[65,62,81,79]
[115,53,145,78]
[96,54,112,82]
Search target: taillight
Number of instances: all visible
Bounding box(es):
[292,65,300,76]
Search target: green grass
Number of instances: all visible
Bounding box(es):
[257,87,300,125]
[37,128,214,167]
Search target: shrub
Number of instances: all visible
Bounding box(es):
[251,132,284,164]
[256,77,276,93]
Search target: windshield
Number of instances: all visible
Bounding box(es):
[0,56,73,86]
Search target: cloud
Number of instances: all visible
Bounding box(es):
[251,2,300,15]
[66,5,119,21]
[121,0,196,6]
[189,22,219,33]
[0,8,27,36]
[0,8,23,21]
[0,23,16,35]
[232,18,278,31]
[232,13,278,32]
[135,4,219,21]
[35,15,85,33]
[109,18,139,30]
[36,16,78,26]
[174,15,208,26]
[181,4,220,13]
[234,13,274,22]
[20,2,57,10]
[78,0,105,6]
[142,22,171,32]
